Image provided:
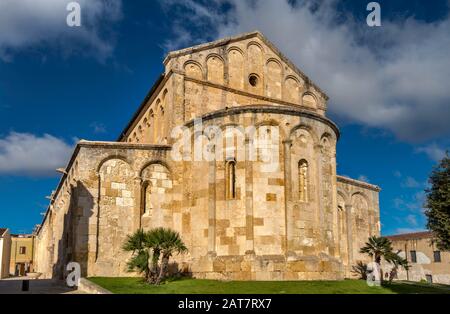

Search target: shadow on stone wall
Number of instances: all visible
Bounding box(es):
[51,181,94,280]
[168,262,193,280]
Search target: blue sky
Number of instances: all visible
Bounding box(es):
[0,0,449,235]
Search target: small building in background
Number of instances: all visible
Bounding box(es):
[0,228,11,279]
[9,234,34,276]
[386,231,450,284]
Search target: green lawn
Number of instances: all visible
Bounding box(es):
[88,277,450,294]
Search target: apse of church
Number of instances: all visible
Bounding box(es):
[33,32,380,281]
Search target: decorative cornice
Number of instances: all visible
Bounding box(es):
[78,140,172,151]
[336,175,381,192]
[117,73,166,142]
[185,104,340,140]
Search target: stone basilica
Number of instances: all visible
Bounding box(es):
[34,32,380,280]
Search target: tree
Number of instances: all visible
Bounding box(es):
[360,236,399,283]
[151,228,188,285]
[122,228,188,285]
[425,152,450,251]
[122,229,153,282]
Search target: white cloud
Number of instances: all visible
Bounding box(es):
[90,121,107,134]
[416,143,447,162]
[401,176,420,188]
[394,228,426,235]
[0,0,122,62]
[0,132,73,176]
[160,0,450,142]
[392,191,426,213]
[357,175,369,183]
[405,214,418,227]
[393,197,405,209]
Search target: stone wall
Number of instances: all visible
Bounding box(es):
[121,32,328,146]
[384,233,450,285]
[34,108,380,280]
[34,32,381,281]
[336,176,381,276]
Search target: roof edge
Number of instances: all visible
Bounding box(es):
[385,231,432,241]
[117,73,166,142]
[337,175,381,192]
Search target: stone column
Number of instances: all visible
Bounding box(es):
[94,173,101,262]
[345,204,354,266]
[245,138,255,255]
[207,147,217,255]
[314,144,324,246]
[283,140,293,255]
[331,151,339,258]
[133,177,143,230]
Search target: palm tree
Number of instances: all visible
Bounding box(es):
[122,228,188,285]
[122,229,152,282]
[359,236,394,282]
[150,228,188,285]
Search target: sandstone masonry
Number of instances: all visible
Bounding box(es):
[34,31,381,281]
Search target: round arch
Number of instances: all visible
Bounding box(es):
[289,124,320,144]
[96,155,132,174]
[138,160,172,179]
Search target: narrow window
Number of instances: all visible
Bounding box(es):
[141,181,152,215]
[410,250,417,263]
[434,251,441,263]
[19,246,26,255]
[226,160,237,199]
[298,159,308,202]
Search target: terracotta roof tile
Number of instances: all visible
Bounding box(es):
[386,231,433,241]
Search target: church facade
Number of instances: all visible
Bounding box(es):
[34,32,380,281]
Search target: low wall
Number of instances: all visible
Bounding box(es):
[78,278,112,294]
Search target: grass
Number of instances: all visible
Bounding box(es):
[88,277,450,294]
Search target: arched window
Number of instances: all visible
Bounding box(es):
[226,160,237,199]
[141,181,153,216]
[338,206,345,234]
[298,159,308,202]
